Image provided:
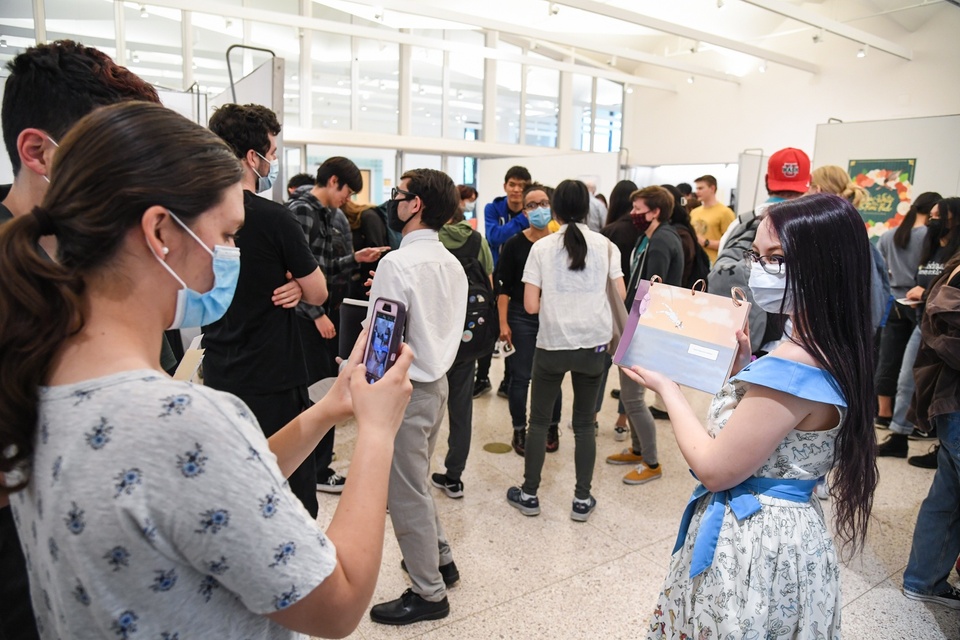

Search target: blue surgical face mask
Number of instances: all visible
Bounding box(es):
[150,211,241,329]
[254,152,279,192]
[528,206,552,229]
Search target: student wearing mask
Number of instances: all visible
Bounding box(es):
[497,183,563,456]
[507,180,624,522]
[0,101,415,640]
[204,103,329,517]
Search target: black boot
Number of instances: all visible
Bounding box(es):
[877,433,908,458]
[511,428,526,456]
[546,424,559,453]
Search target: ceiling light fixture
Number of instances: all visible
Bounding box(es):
[139,5,149,19]
[717,0,725,8]
[549,3,560,16]
[857,45,867,58]
[373,6,384,21]
[758,60,767,73]
[625,85,634,94]
[687,75,695,84]
[0,38,7,48]
[812,28,824,44]
[132,51,140,63]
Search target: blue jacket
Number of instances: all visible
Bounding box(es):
[484,195,529,264]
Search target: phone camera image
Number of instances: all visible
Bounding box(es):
[363,298,406,384]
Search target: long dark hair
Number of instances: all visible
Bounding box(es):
[919,197,960,266]
[766,193,877,556]
[0,102,242,493]
[552,179,590,271]
[893,191,941,250]
[661,184,698,240]
[605,180,638,226]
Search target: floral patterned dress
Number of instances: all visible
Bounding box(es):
[648,356,846,640]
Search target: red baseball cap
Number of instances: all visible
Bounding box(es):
[767,148,811,193]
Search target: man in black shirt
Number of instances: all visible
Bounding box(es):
[205,103,328,517]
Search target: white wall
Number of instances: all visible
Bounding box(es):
[621,4,960,168]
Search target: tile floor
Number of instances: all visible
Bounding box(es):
[315,357,960,639]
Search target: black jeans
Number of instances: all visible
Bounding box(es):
[523,347,606,500]
[0,506,39,640]
[297,312,338,482]
[507,301,561,430]
[443,358,476,482]
[875,302,918,397]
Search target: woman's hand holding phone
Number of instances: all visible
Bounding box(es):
[350,343,414,440]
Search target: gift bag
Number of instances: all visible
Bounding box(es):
[613,278,750,393]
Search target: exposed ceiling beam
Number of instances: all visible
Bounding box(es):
[556,0,819,74]
[334,0,741,84]
[739,0,913,60]
[135,0,676,91]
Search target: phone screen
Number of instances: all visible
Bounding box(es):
[365,310,397,381]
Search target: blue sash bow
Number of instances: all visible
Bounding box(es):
[674,474,817,579]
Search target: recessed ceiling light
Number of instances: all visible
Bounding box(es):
[857,46,867,58]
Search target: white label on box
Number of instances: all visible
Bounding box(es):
[688,344,719,361]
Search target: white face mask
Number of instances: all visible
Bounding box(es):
[748,262,794,314]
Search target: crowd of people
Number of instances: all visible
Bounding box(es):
[0,40,957,640]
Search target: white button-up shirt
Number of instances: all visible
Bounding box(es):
[366,229,468,382]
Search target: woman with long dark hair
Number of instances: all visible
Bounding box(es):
[627,194,877,638]
[0,102,414,638]
[506,179,625,522]
[601,179,639,277]
[874,191,941,428]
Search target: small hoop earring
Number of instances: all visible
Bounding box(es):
[161,246,170,255]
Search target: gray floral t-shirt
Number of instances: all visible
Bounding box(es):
[10,370,336,639]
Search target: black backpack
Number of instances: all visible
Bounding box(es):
[686,243,711,290]
[447,232,499,364]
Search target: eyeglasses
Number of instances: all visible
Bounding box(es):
[391,187,418,202]
[742,249,786,275]
[523,199,551,212]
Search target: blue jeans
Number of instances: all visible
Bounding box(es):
[507,301,560,430]
[890,326,922,435]
[903,412,960,596]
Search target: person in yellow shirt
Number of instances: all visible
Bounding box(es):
[690,174,735,263]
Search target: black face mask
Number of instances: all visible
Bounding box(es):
[631,213,652,234]
[927,218,943,238]
[386,199,411,233]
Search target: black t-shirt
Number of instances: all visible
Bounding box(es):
[0,184,13,225]
[202,190,320,395]
[916,245,953,320]
[497,232,534,303]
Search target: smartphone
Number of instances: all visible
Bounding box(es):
[363,298,407,384]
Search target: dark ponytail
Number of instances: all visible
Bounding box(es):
[553,179,590,271]
[0,213,85,491]
[0,101,242,494]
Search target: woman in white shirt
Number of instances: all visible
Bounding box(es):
[0,101,413,639]
[506,179,625,522]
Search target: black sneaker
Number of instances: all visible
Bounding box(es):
[506,486,540,516]
[877,434,908,458]
[875,416,892,429]
[369,588,450,625]
[908,445,939,469]
[400,559,460,587]
[610,388,621,399]
[909,427,937,441]
[546,424,559,453]
[430,473,464,499]
[472,378,492,398]
[571,496,597,522]
[316,471,347,493]
[903,585,960,610]
[649,407,669,420]
[511,429,525,456]
[497,379,509,398]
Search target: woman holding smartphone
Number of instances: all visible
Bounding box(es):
[0,102,413,639]
[625,194,877,638]
[506,179,625,522]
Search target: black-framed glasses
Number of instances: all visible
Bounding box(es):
[523,199,551,212]
[742,249,786,275]
[391,187,418,202]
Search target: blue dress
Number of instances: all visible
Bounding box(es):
[648,357,847,640]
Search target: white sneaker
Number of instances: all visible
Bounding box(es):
[613,425,628,441]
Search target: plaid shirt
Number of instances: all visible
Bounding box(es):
[285,189,356,319]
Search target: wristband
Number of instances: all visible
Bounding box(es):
[702,237,710,248]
